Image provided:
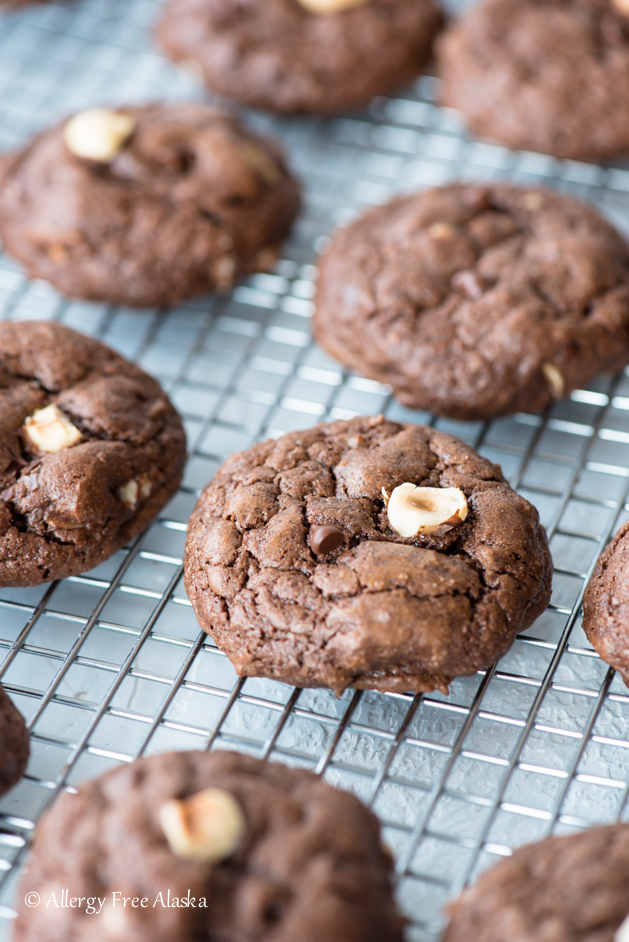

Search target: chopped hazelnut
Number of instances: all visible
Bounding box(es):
[428,222,457,240]
[63,109,136,163]
[386,483,468,537]
[117,479,138,510]
[296,0,368,12]
[542,362,565,399]
[159,787,245,863]
[612,0,629,15]
[24,404,82,453]
[214,256,237,291]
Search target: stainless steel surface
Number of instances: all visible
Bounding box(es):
[2,2,629,940]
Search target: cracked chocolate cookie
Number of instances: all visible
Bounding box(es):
[0,320,186,587]
[0,685,29,798]
[583,519,629,687]
[184,415,552,694]
[443,823,629,942]
[438,0,629,162]
[155,0,444,115]
[14,750,403,942]
[313,183,629,421]
[0,102,300,307]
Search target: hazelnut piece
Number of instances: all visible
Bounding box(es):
[428,222,456,240]
[159,787,245,863]
[613,0,629,16]
[213,256,237,292]
[296,0,367,12]
[63,108,136,163]
[24,404,82,453]
[542,362,565,399]
[117,479,138,510]
[311,524,345,556]
[385,483,468,537]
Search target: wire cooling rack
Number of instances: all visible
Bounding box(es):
[2,1,629,939]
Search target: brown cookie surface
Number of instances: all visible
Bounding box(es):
[184,415,552,694]
[156,0,444,115]
[437,0,629,162]
[313,184,629,421]
[443,824,629,942]
[583,519,629,686]
[0,320,186,587]
[0,685,29,798]
[0,102,300,307]
[14,750,404,942]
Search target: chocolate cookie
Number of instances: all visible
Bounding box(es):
[582,519,629,687]
[14,750,403,942]
[313,183,629,422]
[0,103,300,307]
[184,415,552,695]
[438,0,629,162]
[0,685,29,798]
[155,0,444,115]
[0,320,186,587]
[443,823,629,942]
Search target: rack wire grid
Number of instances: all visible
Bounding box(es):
[2,1,629,940]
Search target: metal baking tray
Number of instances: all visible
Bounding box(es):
[2,1,629,939]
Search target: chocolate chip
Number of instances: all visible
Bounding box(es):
[451,270,488,300]
[310,524,345,556]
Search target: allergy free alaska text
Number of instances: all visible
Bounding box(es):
[32,889,209,914]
